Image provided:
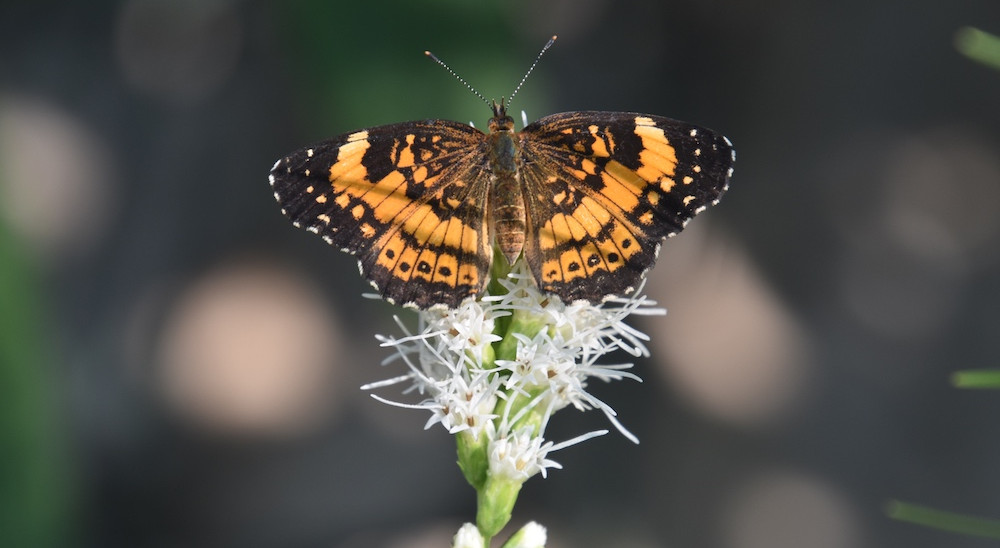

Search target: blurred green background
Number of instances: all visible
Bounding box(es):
[2,1,1000,547]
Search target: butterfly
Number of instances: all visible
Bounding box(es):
[269,41,733,309]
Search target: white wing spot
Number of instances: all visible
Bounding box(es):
[292,221,301,228]
[322,235,334,244]
[689,128,698,137]
[307,226,320,234]
[304,168,311,177]
[271,159,282,170]
[723,135,733,146]
[268,174,276,186]
[307,148,314,157]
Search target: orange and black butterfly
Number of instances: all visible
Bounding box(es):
[269,38,734,309]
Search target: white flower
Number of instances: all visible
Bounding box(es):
[488,423,610,481]
[452,522,484,548]
[452,520,547,548]
[489,425,558,481]
[504,521,547,548]
[366,299,505,439]
[364,260,663,477]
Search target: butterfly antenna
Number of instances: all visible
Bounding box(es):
[508,35,557,104]
[425,49,490,106]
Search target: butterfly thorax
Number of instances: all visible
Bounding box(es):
[486,104,526,266]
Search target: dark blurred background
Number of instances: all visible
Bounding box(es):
[3,1,1000,547]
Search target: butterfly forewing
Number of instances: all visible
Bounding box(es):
[518,111,734,301]
[269,120,494,308]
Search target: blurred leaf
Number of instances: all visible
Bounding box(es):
[951,369,1000,389]
[0,218,70,547]
[268,0,527,131]
[887,500,1000,540]
[955,26,1000,71]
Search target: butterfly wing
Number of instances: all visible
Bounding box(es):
[519,111,734,302]
[270,120,493,309]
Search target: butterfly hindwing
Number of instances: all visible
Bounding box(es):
[269,120,494,308]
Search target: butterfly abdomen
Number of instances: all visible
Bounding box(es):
[487,127,527,266]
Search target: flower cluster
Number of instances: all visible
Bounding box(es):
[363,261,663,544]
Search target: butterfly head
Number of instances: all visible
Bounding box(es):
[488,98,515,133]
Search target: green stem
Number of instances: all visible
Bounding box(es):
[474,249,539,545]
[487,246,513,299]
[489,248,514,359]
[457,430,490,490]
[477,475,523,540]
